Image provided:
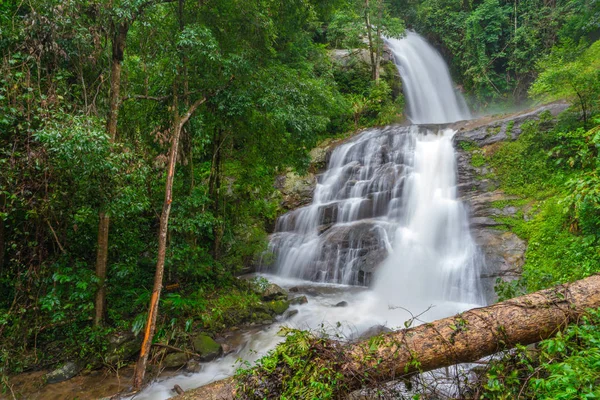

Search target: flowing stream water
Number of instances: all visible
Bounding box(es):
[135,32,483,399]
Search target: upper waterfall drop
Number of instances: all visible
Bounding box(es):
[386,32,471,124]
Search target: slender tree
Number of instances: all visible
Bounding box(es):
[133,91,208,389]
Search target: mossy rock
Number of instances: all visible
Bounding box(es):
[192,334,222,362]
[252,312,272,322]
[163,352,188,369]
[260,283,288,301]
[290,295,308,305]
[267,300,290,315]
[45,361,83,384]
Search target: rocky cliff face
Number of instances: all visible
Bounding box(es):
[453,102,569,302]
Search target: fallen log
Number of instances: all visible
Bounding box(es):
[175,274,600,399]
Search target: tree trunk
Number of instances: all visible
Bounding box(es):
[94,212,109,325]
[373,0,383,83]
[174,273,600,399]
[94,21,130,327]
[133,95,207,391]
[364,0,376,81]
[0,194,5,273]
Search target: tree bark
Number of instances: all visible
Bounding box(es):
[132,95,207,391]
[364,0,376,81]
[94,21,130,327]
[374,0,383,83]
[174,273,600,399]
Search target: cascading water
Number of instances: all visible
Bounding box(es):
[135,32,483,399]
[386,31,471,124]
[265,32,483,311]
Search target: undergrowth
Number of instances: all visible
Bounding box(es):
[482,308,600,399]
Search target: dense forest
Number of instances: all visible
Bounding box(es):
[1,0,599,398]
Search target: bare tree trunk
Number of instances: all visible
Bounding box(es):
[374,0,383,83]
[133,94,207,391]
[364,0,376,81]
[94,21,130,327]
[94,212,109,325]
[175,274,600,399]
[0,194,5,273]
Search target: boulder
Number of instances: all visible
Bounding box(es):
[267,300,290,315]
[46,361,83,384]
[260,283,288,301]
[284,309,299,319]
[334,301,348,308]
[192,334,223,362]
[289,296,308,305]
[105,332,140,365]
[185,359,202,373]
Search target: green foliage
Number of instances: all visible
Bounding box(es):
[530,41,600,127]
[2,0,406,378]
[486,113,600,293]
[407,0,600,107]
[236,328,345,399]
[482,308,600,399]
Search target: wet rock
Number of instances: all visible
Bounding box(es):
[252,311,273,322]
[185,359,202,373]
[289,295,308,305]
[470,217,504,228]
[334,301,348,307]
[453,102,569,146]
[267,299,290,315]
[260,283,288,301]
[454,121,530,303]
[105,332,140,365]
[46,361,83,384]
[275,171,316,210]
[318,203,339,225]
[192,334,222,362]
[221,343,235,356]
[284,309,299,319]
[261,319,274,325]
[289,286,300,293]
[163,352,188,369]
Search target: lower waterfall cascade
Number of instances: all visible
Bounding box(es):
[135,31,485,399]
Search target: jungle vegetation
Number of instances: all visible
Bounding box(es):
[1,0,599,397]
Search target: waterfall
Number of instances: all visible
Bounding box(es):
[264,31,483,310]
[135,32,484,400]
[386,31,470,124]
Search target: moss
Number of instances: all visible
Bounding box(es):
[505,120,515,139]
[267,300,290,315]
[485,118,600,294]
[471,152,486,167]
[193,334,222,357]
[458,140,478,151]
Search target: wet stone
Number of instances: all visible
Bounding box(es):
[46,361,83,384]
[163,352,188,369]
[289,295,308,305]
